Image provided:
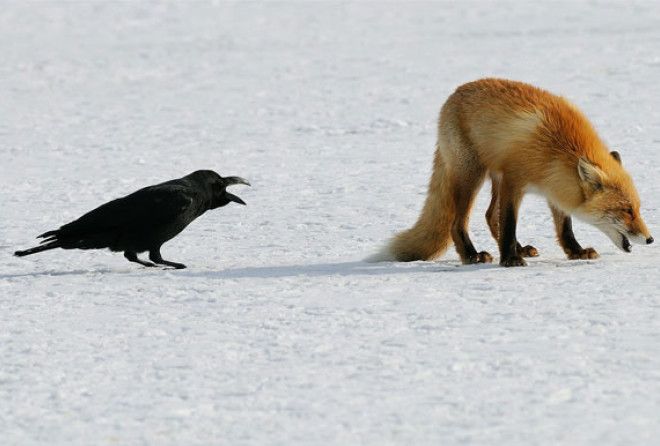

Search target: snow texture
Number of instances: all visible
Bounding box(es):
[2,2,660,445]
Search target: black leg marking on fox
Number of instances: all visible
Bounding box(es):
[486,176,537,258]
[560,216,582,252]
[550,206,598,260]
[450,164,493,265]
[453,225,493,264]
[500,204,526,267]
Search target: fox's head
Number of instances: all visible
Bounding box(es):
[574,151,653,252]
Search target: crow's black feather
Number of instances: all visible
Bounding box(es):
[14,170,249,269]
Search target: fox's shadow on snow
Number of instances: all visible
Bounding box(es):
[181,260,498,280]
[183,256,599,280]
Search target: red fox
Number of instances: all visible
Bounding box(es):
[372,78,653,266]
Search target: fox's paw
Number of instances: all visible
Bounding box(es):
[461,251,493,265]
[517,244,539,258]
[500,255,527,267]
[567,247,599,260]
[465,251,493,264]
[477,251,494,263]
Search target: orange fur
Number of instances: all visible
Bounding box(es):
[380,78,652,265]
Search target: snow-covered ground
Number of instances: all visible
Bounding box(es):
[2,2,660,445]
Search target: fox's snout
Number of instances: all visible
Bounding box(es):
[582,206,653,254]
[614,212,653,252]
[628,215,652,246]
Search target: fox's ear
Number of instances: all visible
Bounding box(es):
[578,158,606,191]
[610,150,622,164]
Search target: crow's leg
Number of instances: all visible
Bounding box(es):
[149,247,186,269]
[124,251,156,267]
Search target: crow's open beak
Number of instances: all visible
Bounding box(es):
[224,176,251,187]
[222,176,249,205]
[225,192,246,205]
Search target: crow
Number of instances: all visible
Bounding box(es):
[14,170,250,269]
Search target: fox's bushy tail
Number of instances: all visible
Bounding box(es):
[368,147,455,262]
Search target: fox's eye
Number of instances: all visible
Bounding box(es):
[626,208,634,217]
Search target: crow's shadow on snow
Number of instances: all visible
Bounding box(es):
[1,268,130,279]
[1,261,473,279]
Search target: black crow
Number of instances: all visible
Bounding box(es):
[14,170,250,269]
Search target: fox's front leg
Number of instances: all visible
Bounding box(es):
[549,204,599,260]
[498,178,526,267]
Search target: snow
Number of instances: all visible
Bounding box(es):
[2,2,660,445]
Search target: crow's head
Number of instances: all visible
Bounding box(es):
[191,170,251,209]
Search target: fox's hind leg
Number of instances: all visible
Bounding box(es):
[450,161,492,264]
[486,173,538,258]
[485,174,500,242]
[549,204,599,260]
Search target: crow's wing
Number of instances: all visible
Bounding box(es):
[53,184,196,239]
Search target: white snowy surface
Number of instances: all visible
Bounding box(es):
[1,2,660,445]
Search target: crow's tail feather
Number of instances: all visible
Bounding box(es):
[38,230,59,239]
[14,241,61,257]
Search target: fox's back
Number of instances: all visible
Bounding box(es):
[439,78,608,174]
